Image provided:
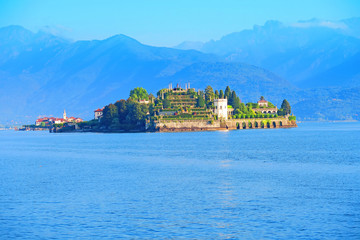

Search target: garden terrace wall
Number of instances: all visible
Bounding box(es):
[151,117,296,132]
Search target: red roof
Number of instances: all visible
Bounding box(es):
[94,108,103,112]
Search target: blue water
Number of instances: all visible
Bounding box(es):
[0,122,360,239]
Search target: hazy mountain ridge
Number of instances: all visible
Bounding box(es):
[176,18,360,88]
[0,24,359,125]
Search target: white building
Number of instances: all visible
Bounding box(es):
[94,108,103,120]
[214,98,228,119]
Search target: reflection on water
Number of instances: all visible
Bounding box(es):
[0,122,360,239]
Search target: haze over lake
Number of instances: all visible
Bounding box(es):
[1,122,359,239]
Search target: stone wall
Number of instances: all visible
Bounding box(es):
[224,118,295,129]
[152,117,296,132]
[154,119,220,132]
[252,107,278,114]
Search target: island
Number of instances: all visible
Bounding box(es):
[50,84,297,133]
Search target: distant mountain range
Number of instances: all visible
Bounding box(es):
[176,18,360,88]
[0,19,360,125]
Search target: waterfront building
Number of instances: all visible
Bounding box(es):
[94,108,104,120]
[214,98,228,119]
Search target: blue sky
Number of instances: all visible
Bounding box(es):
[0,0,359,46]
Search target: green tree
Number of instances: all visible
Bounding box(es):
[260,96,265,100]
[196,96,205,108]
[239,103,247,114]
[280,99,291,115]
[214,90,219,99]
[268,102,275,108]
[233,96,241,109]
[219,90,224,99]
[289,115,296,121]
[129,87,149,101]
[205,85,214,105]
[115,99,127,122]
[126,102,148,124]
[101,104,118,126]
[229,90,238,106]
[224,86,231,99]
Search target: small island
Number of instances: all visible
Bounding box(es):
[51,84,297,133]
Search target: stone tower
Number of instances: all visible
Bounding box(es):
[63,109,67,120]
[214,99,228,119]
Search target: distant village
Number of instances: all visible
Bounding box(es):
[35,110,83,126]
[20,110,83,131]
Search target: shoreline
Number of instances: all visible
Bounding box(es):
[51,122,297,134]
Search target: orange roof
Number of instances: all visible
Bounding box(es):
[258,100,268,103]
[94,108,103,112]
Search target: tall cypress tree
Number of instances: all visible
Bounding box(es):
[229,91,237,106]
[281,99,291,115]
[224,86,231,99]
[233,97,241,109]
[219,90,224,99]
[214,90,219,99]
[205,85,214,104]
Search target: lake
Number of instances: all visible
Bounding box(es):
[0,122,359,239]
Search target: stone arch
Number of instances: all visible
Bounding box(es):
[255,121,259,128]
[272,121,277,128]
[248,121,252,128]
[268,111,272,113]
[279,121,283,127]
[267,121,271,128]
[261,121,265,128]
[262,110,266,113]
[236,122,240,129]
[242,122,246,129]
